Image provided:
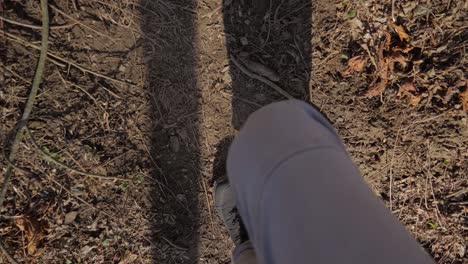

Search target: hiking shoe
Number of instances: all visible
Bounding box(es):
[214,180,249,245]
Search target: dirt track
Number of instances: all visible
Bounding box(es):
[1,0,466,263]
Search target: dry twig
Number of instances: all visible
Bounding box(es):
[0,1,49,262]
[24,127,131,182]
[0,0,50,209]
[50,5,116,43]
[3,31,136,86]
[0,240,19,264]
[230,55,293,99]
[0,15,75,30]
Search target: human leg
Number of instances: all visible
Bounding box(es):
[227,100,433,264]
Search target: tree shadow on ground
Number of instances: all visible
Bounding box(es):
[139,0,311,262]
[140,0,201,263]
[223,0,311,129]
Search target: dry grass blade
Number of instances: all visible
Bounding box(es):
[50,5,116,43]
[0,15,75,30]
[0,240,19,264]
[24,127,132,182]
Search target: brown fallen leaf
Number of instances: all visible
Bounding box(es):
[15,216,45,255]
[389,22,410,42]
[408,93,422,106]
[397,81,416,97]
[366,79,388,97]
[366,31,411,97]
[366,57,389,97]
[460,81,468,112]
[381,31,392,54]
[393,44,414,53]
[342,55,368,77]
[397,82,421,106]
[347,55,368,72]
[390,53,408,68]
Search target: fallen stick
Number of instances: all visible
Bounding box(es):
[3,31,136,87]
[0,0,50,208]
[0,15,76,30]
[0,239,19,264]
[50,5,116,43]
[25,127,131,182]
[230,54,294,100]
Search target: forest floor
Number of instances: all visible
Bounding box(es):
[1,0,466,263]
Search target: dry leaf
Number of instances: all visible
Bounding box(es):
[15,216,44,255]
[366,30,412,97]
[342,56,368,77]
[390,22,410,42]
[381,31,392,54]
[408,94,422,106]
[393,44,414,53]
[15,216,45,255]
[366,57,388,97]
[119,252,138,264]
[398,82,420,106]
[366,80,388,97]
[391,53,408,68]
[460,81,468,112]
[397,81,416,97]
[64,211,78,224]
[348,56,368,72]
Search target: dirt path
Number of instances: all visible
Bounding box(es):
[1,0,466,263]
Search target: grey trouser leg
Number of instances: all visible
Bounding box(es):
[227,100,433,264]
[232,241,258,264]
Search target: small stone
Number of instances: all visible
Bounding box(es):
[455,243,465,258]
[118,64,126,72]
[29,120,46,129]
[169,136,180,153]
[64,211,78,224]
[177,128,189,143]
[240,37,248,46]
[176,194,186,202]
[255,93,266,102]
[223,74,232,83]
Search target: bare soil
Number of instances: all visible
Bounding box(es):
[0,0,466,263]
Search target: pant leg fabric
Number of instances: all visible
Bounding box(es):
[227,100,433,264]
[232,241,258,264]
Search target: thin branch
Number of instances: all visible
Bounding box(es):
[50,5,116,43]
[161,236,188,251]
[0,15,42,29]
[3,31,136,86]
[47,175,115,219]
[230,55,294,99]
[0,0,50,208]
[0,15,76,30]
[0,240,19,264]
[24,127,131,182]
[56,71,105,112]
[0,65,32,84]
